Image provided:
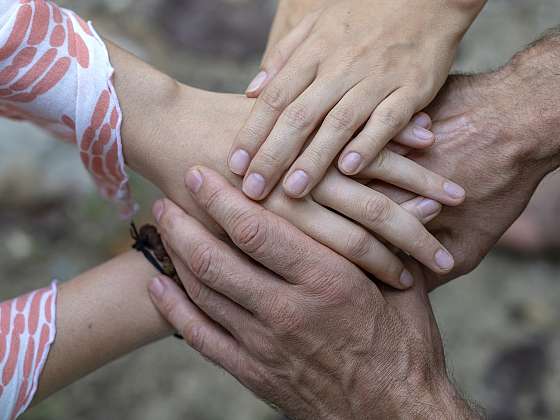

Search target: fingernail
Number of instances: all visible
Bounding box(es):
[443,182,466,199]
[185,169,203,193]
[149,277,165,299]
[340,152,362,174]
[284,170,310,196]
[229,149,251,175]
[400,269,414,288]
[153,200,164,222]
[243,173,266,199]
[413,113,431,128]
[412,126,434,142]
[435,249,454,271]
[418,199,441,218]
[246,71,267,94]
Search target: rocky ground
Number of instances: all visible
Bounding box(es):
[1,0,559,419]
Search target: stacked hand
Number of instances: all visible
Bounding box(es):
[113,10,560,420]
[368,40,560,288]
[148,167,477,420]
[142,44,560,417]
[116,54,465,289]
[229,0,485,200]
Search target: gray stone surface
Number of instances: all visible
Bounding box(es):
[0,1,557,419]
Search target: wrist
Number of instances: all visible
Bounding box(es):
[385,375,480,419]
[436,0,486,43]
[121,77,182,177]
[497,36,560,173]
[431,379,481,419]
[107,41,184,177]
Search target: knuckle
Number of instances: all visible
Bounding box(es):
[182,321,206,353]
[408,225,434,252]
[190,243,218,282]
[239,123,265,146]
[272,298,304,336]
[301,147,329,175]
[201,187,224,214]
[261,85,287,112]
[416,171,432,191]
[253,339,279,366]
[283,103,313,130]
[186,279,207,304]
[345,229,373,260]
[306,270,353,307]
[370,149,389,174]
[230,209,268,253]
[418,229,437,251]
[255,148,284,169]
[326,106,356,131]
[363,196,392,227]
[375,108,406,131]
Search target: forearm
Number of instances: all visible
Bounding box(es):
[108,39,247,186]
[33,251,172,403]
[420,381,482,420]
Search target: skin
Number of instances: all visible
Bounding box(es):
[26,37,458,407]
[25,18,560,420]
[228,0,486,201]
[368,31,560,289]
[33,252,171,403]
[148,167,480,420]
[146,29,560,420]
[114,43,464,290]
[27,38,451,403]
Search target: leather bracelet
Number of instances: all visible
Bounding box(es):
[131,222,186,340]
[130,222,186,293]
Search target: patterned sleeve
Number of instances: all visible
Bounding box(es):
[0,0,135,217]
[0,283,57,420]
[0,1,128,417]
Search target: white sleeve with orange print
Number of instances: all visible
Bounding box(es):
[0,283,57,420]
[0,0,135,217]
[0,0,132,417]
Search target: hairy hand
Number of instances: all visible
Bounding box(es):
[148,167,477,420]
[371,37,560,288]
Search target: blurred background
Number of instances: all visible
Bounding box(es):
[1,0,559,418]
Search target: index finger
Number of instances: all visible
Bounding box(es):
[183,166,354,284]
[228,57,317,176]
